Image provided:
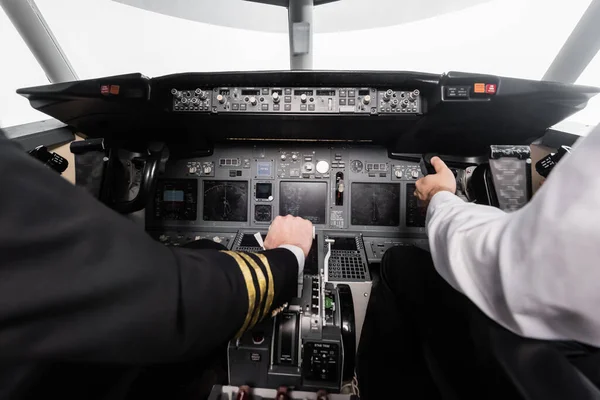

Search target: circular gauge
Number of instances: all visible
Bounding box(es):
[350,160,363,173]
[316,160,330,174]
[254,205,272,222]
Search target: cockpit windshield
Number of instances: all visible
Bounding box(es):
[1,0,599,130]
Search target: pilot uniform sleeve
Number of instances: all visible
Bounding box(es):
[426,124,600,347]
[0,132,298,364]
[171,246,299,345]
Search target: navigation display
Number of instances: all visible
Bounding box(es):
[203,180,248,222]
[351,183,400,226]
[279,181,327,224]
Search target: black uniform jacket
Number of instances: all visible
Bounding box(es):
[0,133,298,398]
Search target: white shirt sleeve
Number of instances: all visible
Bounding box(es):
[426,123,600,347]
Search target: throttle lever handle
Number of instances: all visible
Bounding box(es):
[420,153,438,176]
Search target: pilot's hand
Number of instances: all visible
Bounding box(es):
[264,215,313,258]
[415,157,456,203]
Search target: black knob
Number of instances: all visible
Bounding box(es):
[420,153,438,176]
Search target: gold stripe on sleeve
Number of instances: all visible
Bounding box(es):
[221,251,255,339]
[252,253,275,321]
[239,253,267,329]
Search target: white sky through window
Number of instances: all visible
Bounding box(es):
[1,0,598,131]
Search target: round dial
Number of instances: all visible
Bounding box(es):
[303,162,314,172]
[254,205,272,222]
[316,160,330,174]
[350,160,363,173]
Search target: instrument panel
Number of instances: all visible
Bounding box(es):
[148,144,429,232]
[147,143,438,263]
[171,86,422,115]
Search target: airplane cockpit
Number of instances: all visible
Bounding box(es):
[2,0,600,399]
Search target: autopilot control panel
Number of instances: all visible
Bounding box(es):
[171,87,422,115]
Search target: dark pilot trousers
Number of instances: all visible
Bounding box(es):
[356,246,600,400]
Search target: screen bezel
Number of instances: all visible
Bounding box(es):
[350,182,401,227]
[278,180,328,225]
[255,182,273,200]
[202,180,249,222]
[154,179,198,221]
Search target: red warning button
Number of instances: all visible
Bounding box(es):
[485,84,497,94]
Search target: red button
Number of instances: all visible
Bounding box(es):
[100,85,109,95]
[485,84,497,94]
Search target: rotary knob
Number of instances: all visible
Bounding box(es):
[217,94,225,104]
[203,165,213,175]
[394,169,402,178]
[316,160,330,174]
[383,89,394,102]
[391,98,399,108]
[300,94,308,103]
[409,89,420,102]
[411,170,419,179]
[250,96,258,106]
[363,95,371,105]
[280,154,287,161]
[292,154,298,161]
[272,92,280,103]
[199,91,208,101]
[401,99,409,108]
